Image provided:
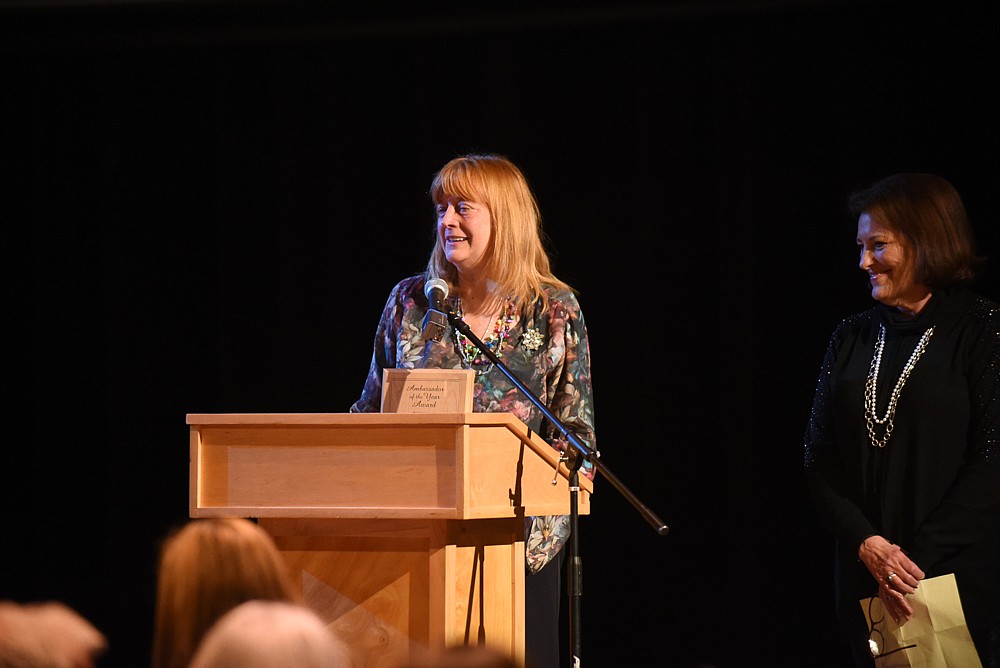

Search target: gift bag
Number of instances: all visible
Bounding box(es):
[859,573,981,667]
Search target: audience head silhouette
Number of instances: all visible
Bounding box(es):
[0,600,107,668]
[189,600,351,668]
[151,518,301,668]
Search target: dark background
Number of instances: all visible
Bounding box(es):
[3,1,997,666]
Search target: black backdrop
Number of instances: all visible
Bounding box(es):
[3,2,998,666]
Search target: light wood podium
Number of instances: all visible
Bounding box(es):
[187,412,593,668]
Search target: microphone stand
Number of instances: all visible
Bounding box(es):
[444,309,669,667]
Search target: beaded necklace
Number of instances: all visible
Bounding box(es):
[455,298,517,375]
[864,324,935,448]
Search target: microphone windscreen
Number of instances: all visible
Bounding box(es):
[424,278,449,305]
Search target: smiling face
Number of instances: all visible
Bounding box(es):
[856,212,931,315]
[435,196,493,278]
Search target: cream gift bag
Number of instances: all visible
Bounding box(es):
[860,573,981,667]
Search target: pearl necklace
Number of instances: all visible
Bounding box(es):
[864,324,935,448]
[455,298,516,375]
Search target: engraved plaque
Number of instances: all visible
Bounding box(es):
[381,368,475,413]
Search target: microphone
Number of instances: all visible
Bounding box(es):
[422,278,450,342]
[424,278,449,311]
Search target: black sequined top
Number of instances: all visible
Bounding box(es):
[803,288,999,631]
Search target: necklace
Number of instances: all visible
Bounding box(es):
[455,298,516,375]
[864,324,935,448]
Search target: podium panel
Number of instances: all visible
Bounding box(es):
[259,517,524,667]
[189,413,591,519]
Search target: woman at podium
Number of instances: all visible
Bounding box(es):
[351,153,596,668]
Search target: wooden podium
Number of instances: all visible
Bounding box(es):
[187,412,593,668]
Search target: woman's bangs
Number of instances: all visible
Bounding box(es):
[433,162,486,205]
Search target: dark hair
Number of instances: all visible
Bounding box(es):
[848,173,982,288]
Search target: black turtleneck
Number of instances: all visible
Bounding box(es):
[804,288,1000,660]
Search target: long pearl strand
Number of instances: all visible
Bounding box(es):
[864,324,935,448]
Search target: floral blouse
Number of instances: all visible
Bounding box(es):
[350,274,597,573]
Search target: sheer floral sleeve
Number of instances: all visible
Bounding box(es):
[349,278,422,414]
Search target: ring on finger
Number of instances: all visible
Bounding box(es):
[886,572,897,584]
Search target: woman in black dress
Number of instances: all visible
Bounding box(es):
[804,173,999,666]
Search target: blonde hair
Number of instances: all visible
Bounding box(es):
[151,518,301,668]
[427,154,572,311]
[189,600,351,668]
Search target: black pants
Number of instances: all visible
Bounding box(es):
[524,546,566,668]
